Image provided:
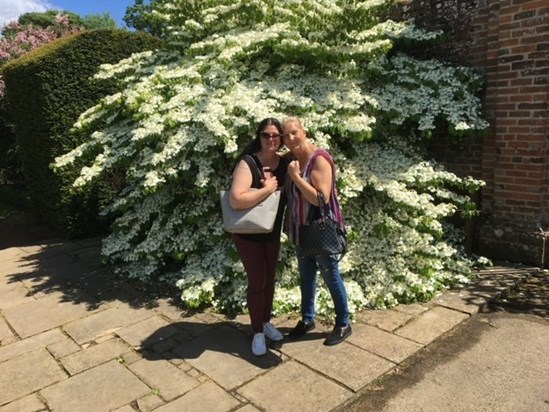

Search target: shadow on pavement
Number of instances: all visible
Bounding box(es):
[486,270,548,318]
[140,320,284,369]
[1,215,182,311]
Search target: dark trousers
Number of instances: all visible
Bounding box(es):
[232,235,280,333]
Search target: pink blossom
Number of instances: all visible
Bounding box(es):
[0,14,83,64]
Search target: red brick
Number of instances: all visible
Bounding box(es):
[528,171,544,179]
[521,1,549,11]
[515,177,543,185]
[520,85,545,93]
[507,126,530,135]
[509,78,533,86]
[521,34,548,44]
[498,37,521,47]
[509,95,532,102]
[510,44,537,54]
[533,94,548,101]
[501,5,522,15]
[497,119,519,126]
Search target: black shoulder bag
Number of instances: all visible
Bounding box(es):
[299,192,347,259]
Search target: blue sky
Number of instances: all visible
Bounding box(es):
[1,0,138,29]
[50,0,136,28]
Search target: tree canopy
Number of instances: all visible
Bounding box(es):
[124,0,166,36]
[55,0,490,315]
[1,10,116,38]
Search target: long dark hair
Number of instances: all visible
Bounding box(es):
[241,117,283,156]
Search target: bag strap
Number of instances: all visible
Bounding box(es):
[315,192,331,221]
[242,154,264,188]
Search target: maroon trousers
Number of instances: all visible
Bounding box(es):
[232,235,280,333]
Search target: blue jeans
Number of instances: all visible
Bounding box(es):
[296,248,350,327]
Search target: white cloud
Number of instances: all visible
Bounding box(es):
[0,0,55,28]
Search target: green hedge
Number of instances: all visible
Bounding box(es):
[2,29,162,236]
[0,96,21,184]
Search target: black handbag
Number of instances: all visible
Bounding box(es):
[299,192,347,259]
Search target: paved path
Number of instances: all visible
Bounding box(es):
[0,231,541,411]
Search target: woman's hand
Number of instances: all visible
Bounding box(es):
[261,175,278,193]
[288,160,301,181]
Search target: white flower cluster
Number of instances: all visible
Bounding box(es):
[53,0,491,317]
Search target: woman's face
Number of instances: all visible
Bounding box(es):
[282,120,305,153]
[259,124,282,153]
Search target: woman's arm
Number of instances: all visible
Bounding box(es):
[229,159,278,209]
[288,156,332,206]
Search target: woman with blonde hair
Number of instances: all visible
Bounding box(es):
[282,116,351,346]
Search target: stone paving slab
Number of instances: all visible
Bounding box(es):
[347,324,424,364]
[172,324,283,390]
[0,246,39,264]
[0,283,34,310]
[354,308,414,332]
[433,289,493,314]
[154,382,240,412]
[236,404,261,412]
[112,406,137,412]
[40,360,151,412]
[0,394,46,412]
[0,275,25,293]
[16,259,94,291]
[46,337,81,359]
[393,302,430,316]
[0,229,539,412]
[63,303,155,344]
[394,306,470,345]
[137,393,165,411]
[2,291,102,338]
[280,339,395,391]
[0,349,67,406]
[128,358,200,401]
[59,337,130,375]
[238,360,352,412]
[117,315,179,348]
[0,329,65,363]
[0,317,15,346]
[0,257,38,278]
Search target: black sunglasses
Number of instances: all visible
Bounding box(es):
[260,132,281,139]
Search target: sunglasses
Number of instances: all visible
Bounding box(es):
[260,132,281,139]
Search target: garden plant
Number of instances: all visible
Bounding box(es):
[54,0,490,317]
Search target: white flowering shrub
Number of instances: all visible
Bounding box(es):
[54,0,490,315]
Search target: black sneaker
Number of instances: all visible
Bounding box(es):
[323,324,352,346]
[288,320,315,339]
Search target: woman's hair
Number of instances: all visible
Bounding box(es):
[282,116,303,129]
[241,117,283,155]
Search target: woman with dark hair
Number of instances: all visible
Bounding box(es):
[229,118,289,356]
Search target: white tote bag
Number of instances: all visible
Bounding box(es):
[220,189,281,234]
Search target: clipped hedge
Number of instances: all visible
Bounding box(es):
[2,29,162,236]
[0,97,21,184]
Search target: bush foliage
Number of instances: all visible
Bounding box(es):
[2,29,162,235]
[55,1,490,315]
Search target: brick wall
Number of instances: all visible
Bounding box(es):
[400,0,549,267]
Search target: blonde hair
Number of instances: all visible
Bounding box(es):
[282,116,309,135]
[282,116,303,128]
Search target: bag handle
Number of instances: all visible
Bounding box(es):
[244,154,265,186]
[315,191,331,221]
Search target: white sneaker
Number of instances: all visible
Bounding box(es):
[263,322,284,342]
[252,333,267,356]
